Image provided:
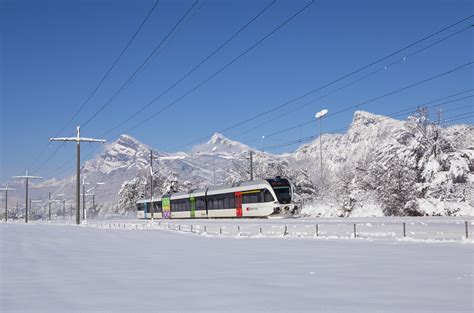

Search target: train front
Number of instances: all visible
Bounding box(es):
[266,177,299,217]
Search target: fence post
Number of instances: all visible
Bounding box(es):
[465,221,469,239]
[315,224,319,237]
[178,224,181,231]
[191,224,193,233]
[237,225,240,236]
[403,222,406,237]
[259,227,262,235]
[219,226,222,235]
[353,224,357,238]
[204,225,207,234]
[284,225,288,236]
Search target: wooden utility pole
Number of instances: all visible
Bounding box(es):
[50,126,106,225]
[249,151,254,181]
[150,149,154,222]
[12,171,42,223]
[48,192,52,220]
[0,187,16,222]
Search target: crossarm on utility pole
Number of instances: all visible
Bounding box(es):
[49,126,106,225]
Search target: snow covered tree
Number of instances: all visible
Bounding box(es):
[368,155,420,216]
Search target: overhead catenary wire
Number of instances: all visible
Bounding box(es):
[30,0,200,176]
[231,25,474,139]
[100,0,277,138]
[245,93,473,145]
[121,0,209,92]
[261,110,474,153]
[167,15,473,152]
[27,0,161,172]
[26,12,472,178]
[238,63,473,144]
[45,91,472,186]
[81,0,200,129]
[33,16,472,180]
[115,0,316,137]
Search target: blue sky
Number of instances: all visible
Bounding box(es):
[1,0,473,182]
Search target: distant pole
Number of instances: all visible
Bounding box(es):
[315,109,328,188]
[319,118,322,176]
[249,151,254,181]
[50,126,106,225]
[150,149,154,222]
[1,187,16,222]
[82,178,86,221]
[48,192,52,221]
[12,171,42,223]
[77,139,80,224]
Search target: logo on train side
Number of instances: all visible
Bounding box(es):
[246,207,257,211]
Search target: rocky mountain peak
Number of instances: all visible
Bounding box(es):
[116,134,148,151]
[193,132,253,155]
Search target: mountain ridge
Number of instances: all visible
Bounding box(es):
[3,110,473,218]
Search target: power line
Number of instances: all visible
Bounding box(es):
[240,63,473,145]
[262,111,474,153]
[30,0,200,176]
[243,93,473,147]
[167,15,473,152]
[47,92,472,185]
[120,0,208,92]
[81,0,200,129]
[117,0,316,137]
[28,0,161,172]
[231,25,473,139]
[101,0,277,138]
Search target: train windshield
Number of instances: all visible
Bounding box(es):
[272,186,292,204]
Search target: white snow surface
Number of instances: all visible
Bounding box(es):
[1,221,473,313]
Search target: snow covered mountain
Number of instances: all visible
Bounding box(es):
[3,110,473,218]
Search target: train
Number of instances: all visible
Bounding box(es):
[136,177,299,219]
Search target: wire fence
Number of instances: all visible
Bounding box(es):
[3,218,472,242]
[66,220,474,242]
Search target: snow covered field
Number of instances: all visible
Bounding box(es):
[1,220,473,313]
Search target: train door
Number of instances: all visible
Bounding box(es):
[190,196,196,218]
[162,197,171,219]
[235,192,242,217]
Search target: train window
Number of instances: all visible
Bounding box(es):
[227,193,235,208]
[196,197,205,210]
[153,201,162,213]
[264,189,274,202]
[218,198,225,209]
[207,196,214,210]
[242,191,261,204]
[136,203,144,211]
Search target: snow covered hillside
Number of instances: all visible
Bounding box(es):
[3,110,473,218]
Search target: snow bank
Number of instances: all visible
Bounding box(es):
[417,198,473,216]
